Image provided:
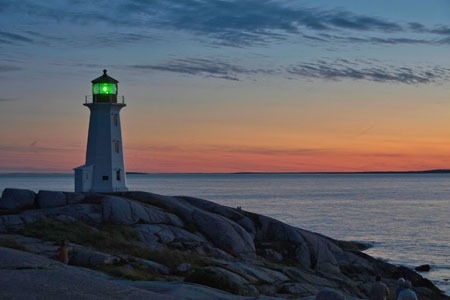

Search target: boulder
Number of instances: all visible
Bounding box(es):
[37,190,67,208]
[0,188,36,210]
[122,192,255,257]
[296,229,341,274]
[178,196,257,236]
[316,288,346,300]
[255,215,311,267]
[415,264,431,272]
[118,193,256,256]
[101,196,183,227]
[256,215,307,244]
[254,214,343,273]
[190,210,256,256]
[116,192,256,256]
[71,251,119,267]
[335,251,376,275]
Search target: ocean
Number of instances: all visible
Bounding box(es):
[0,173,449,294]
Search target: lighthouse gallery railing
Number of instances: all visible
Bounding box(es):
[85,95,125,104]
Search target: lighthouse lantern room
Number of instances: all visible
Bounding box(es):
[74,70,128,192]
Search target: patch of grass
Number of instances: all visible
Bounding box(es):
[22,218,140,253]
[185,268,242,295]
[97,264,160,281]
[137,247,211,270]
[0,237,28,252]
[22,218,212,270]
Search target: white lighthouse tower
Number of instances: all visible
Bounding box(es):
[74,70,128,192]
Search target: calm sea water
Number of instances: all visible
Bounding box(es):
[0,173,449,294]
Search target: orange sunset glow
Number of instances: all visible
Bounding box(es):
[2,79,450,173]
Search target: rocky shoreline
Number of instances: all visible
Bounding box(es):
[0,188,448,300]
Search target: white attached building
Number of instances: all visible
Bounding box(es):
[74,70,128,192]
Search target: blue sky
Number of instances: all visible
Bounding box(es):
[2,0,450,87]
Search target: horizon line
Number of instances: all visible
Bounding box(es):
[1,169,450,175]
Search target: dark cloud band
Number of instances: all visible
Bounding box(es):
[1,0,442,48]
[130,57,450,84]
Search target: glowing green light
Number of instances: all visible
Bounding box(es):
[93,83,117,95]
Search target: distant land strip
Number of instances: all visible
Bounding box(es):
[128,169,450,174]
[2,169,450,175]
[231,169,450,174]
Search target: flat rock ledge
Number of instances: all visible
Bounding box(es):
[0,188,448,300]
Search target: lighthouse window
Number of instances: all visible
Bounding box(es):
[93,83,117,95]
[113,114,118,126]
[102,176,109,181]
[114,140,120,153]
[116,170,121,181]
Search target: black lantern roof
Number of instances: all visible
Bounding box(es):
[91,69,119,84]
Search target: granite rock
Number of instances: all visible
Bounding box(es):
[101,196,183,227]
[0,188,36,210]
[37,190,67,208]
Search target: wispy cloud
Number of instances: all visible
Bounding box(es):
[0,30,33,43]
[287,59,450,84]
[129,57,450,84]
[0,0,434,48]
[316,33,432,46]
[130,58,276,81]
[117,0,406,47]
[0,65,21,72]
[409,22,450,35]
[325,12,402,32]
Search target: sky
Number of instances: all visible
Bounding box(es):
[1,0,450,173]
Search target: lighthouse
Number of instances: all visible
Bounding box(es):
[74,70,128,192]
